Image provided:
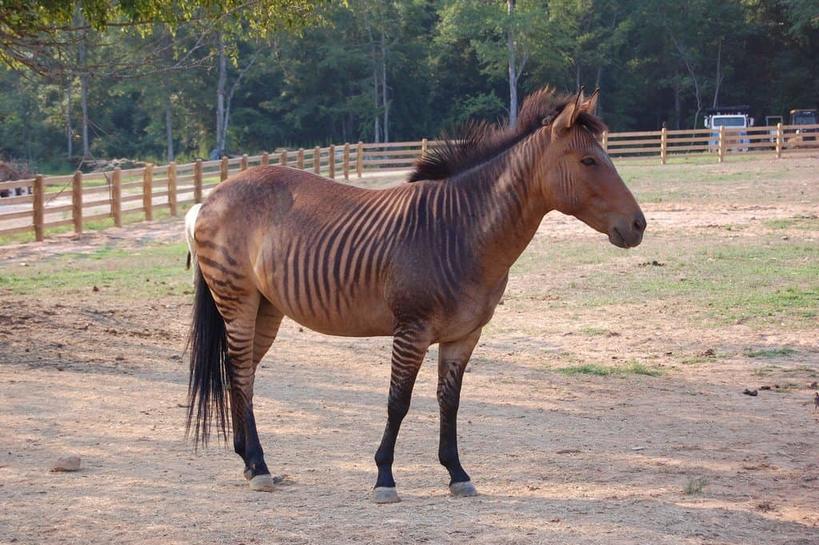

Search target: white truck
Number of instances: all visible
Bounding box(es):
[704,107,753,152]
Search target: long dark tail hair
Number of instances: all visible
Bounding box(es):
[186,267,230,448]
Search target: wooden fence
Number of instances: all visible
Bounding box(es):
[1,124,817,241]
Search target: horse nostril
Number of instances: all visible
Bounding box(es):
[633,214,646,233]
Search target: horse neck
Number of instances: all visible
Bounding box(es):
[453,135,551,280]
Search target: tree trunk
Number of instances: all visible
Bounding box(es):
[66,80,73,158]
[712,38,722,108]
[594,66,602,117]
[373,62,380,143]
[380,30,389,143]
[674,76,682,130]
[366,21,380,143]
[223,86,233,150]
[507,0,518,127]
[669,32,703,128]
[78,33,90,158]
[165,92,174,162]
[215,32,227,156]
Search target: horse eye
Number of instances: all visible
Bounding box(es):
[580,157,596,166]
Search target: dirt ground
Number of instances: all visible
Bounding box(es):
[1,156,818,545]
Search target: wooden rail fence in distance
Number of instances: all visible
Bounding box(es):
[1,123,817,241]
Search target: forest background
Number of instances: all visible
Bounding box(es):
[0,0,816,173]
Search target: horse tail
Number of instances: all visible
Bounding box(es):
[186,251,191,271]
[186,267,230,448]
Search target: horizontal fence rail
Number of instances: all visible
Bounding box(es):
[1,124,817,241]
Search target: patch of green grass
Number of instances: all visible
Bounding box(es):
[683,477,708,495]
[558,364,614,376]
[0,242,191,298]
[622,360,664,376]
[752,365,781,377]
[680,355,713,366]
[557,360,663,377]
[578,326,609,336]
[532,237,818,328]
[744,347,797,359]
[764,216,819,230]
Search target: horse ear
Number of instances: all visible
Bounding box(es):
[551,89,584,137]
[581,88,600,115]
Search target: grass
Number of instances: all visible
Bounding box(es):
[558,364,613,376]
[680,355,713,366]
[0,242,191,298]
[558,360,664,377]
[683,477,708,495]
[764,216,819,230]
[578,326,610,337]
[744,347,797,359]
[515,235,819,329]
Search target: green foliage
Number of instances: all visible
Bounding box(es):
[0,0,816,168]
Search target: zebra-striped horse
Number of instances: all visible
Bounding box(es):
[188,87,646,503]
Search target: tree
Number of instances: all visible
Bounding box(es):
[0,1,321,73]
[436,0,555,126]
[1,0,817,170]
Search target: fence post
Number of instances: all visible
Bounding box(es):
[775,122,783,159]
[220,156,229,181]
[261,152,269,166]
[343,143,350,180]
[33,175,44,242]
[193,160,203,203]
[314,146,321,175]
[111,168,122,227]
[718,125,726,163]
[356,142,364,178]
[601,130,608,152]
[328,145,336,179]
[280,150,288,167]
[421,138,428,157]
[143,164,154,221]
[660,126,668,165]
[240,154,248,171]
[297,148,304,169]
[72,171,83,234]
[168,162,178,216]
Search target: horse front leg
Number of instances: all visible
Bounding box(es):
[372,321,432,504]
[437,328,482,497]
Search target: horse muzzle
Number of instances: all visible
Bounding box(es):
[608,211,646,249]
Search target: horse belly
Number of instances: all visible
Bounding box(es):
[260,283,394,337]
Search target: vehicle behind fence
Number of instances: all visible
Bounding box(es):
[1,124,817,242]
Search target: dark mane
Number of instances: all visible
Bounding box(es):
[408,87,606,183]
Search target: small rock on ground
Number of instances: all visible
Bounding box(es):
[51,455,81,472]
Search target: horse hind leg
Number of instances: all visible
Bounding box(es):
[221,291,283,492]
[236,297,283,490]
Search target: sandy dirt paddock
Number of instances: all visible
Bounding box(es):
[1,156,818,544]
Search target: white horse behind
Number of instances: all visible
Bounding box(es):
[184,203,203,283]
